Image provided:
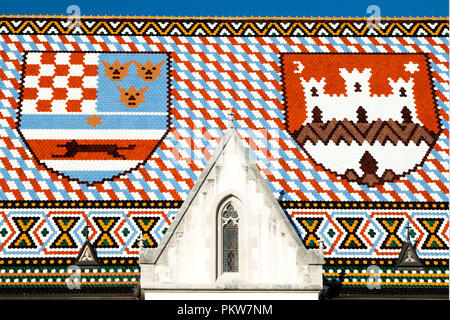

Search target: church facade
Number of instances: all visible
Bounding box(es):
[0,16,448,299]
[140,125,323,300]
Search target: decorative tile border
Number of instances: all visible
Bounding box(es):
[0,266,140,292]
[0,200,183,209]
[0,200,447,209]
[0,17,447,36]
[324,266,449,296]
[0,207,447,263]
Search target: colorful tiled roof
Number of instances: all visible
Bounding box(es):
[0,16,448,298]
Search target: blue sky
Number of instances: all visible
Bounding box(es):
[0,0,448,17]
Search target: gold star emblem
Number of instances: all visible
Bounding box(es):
[86,115,102,127]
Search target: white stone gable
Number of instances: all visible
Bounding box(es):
[140,128,323,295]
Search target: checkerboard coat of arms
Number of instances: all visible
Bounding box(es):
[17,51,171,184]
[282,53,441,187]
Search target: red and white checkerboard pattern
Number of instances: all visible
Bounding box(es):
[20,52,98,114]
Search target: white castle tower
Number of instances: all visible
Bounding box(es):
[300,68,421,125]
[296,66,437,186]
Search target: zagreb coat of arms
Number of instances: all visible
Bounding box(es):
[282,53,441,187]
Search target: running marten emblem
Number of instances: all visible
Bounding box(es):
[282,53,441,187]
[17,51,170,184]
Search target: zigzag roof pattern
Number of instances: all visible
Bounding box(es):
[0,16,447,36]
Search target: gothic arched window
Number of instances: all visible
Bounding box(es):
[222,202,239,272]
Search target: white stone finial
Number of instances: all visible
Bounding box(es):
[226,108,235,129]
